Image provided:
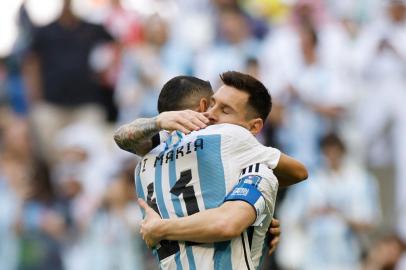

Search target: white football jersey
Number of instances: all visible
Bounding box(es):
[224,163,279,269]
[135,123,280,270]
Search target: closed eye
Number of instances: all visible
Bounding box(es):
[222,107,231,114]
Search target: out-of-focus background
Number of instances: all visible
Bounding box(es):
[0,0,405,269]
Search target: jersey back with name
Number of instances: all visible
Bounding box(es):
[135,124,280,270]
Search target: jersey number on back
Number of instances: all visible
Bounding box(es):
[170,169,199,215]
[146,169,199,260]
[147,169,199,217]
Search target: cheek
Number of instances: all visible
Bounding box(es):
[214,113,231,124]
[219,114,244,126]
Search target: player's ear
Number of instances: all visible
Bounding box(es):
[248,118,263,135]
[198,98,209,112]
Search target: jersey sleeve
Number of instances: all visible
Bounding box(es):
[219,124,281,169]
[224,163,279,226]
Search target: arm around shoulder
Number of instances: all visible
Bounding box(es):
[159,201,256,243]
[113,110,209,155]
[113,117,159,155]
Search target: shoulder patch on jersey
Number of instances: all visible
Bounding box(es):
[224,178,267,226]
[231,187,249,196]
[242,175,262,186]
[225,181,262,204]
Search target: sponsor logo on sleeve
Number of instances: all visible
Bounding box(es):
[231,187,249,196]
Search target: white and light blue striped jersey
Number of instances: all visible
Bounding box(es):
[224,163,279,269]
[135,123,280,270]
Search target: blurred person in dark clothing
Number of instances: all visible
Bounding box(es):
[23,0,115,161]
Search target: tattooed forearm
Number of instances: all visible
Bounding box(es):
[113,117,160,155]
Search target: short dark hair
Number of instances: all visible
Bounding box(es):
[320,132,346,152]
[220,71,271,121]
[157,76,213,113]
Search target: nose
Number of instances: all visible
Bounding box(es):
[206,107,218,124]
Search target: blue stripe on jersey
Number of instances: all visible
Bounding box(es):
[196,135,231,269]
[155,151,170,219]
[196,135,226,209]
[175,252,183,270]
[169,154,184,217]
[186,246,196,270]
[166,139,195,270]
[214,241,232,270]
[165,135,173,150]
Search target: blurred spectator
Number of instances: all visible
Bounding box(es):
[83,174,144,270]
[23,0,115,161]
[53,122,111,198]
[170,0,214,53]
[211,0,269,39]
[277,133,380,270]
[260,0,343,92]
[324,0,382,23]
[103,0,143,47]
[0,173,19,270]
[0,112,66,270]
[195,7,260,86]
[0,112,23,270]
[89,0,144,97]
[16,160,66,270]
[114,14,192,123]
[52,122,112,270]
[263,23,350,170]
[356,0,406,241]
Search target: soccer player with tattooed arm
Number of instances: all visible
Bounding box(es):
[114,72,308,269]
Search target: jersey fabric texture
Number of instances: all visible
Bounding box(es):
[135,124,280,270]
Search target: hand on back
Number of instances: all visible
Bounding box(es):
[156,110,210,134]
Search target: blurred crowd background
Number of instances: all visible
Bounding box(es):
[0,0,405,269]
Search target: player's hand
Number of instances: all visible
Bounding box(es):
[156,110,209,134]
[138,198,164,248]
[268,218,281,255]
